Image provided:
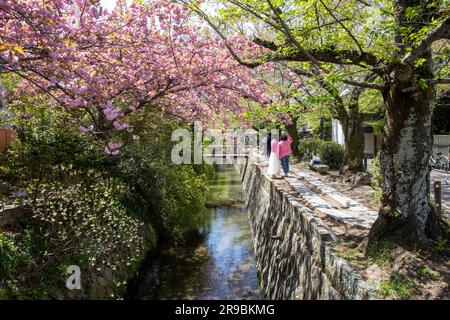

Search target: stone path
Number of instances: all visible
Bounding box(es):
[251,148,449,227]
[286,177,375,229]
[288,168,378,229]
[258,150,377,229]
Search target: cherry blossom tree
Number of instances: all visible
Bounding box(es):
[0,0,269,147]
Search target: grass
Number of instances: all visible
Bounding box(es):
[332,249,363,261]
[434,236,448,253]
[418,266,432,277]
[378,276,414,299]
[366,240,394,268]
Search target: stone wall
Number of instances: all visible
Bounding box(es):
[239,161,376,300]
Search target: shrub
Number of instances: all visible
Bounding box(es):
[372,151,382,188]
[115,139,209,243]
[379,276,414,299]
[0,111,105,199]
[29,178,147,272]
[0,102,213,297]
[0,233,18,277]
[318,141,344,169]
[298,138,324,160]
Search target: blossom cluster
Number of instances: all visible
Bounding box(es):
[0,0,270,152]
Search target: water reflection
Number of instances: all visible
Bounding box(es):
[133,165,260,300]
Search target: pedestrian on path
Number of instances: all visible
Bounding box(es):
[267,137,280,178]
[279,134,293,177]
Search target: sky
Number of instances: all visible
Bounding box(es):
[100,0,136,12]
[100,0,117,11]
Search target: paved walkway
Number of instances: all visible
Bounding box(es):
[255,151,377,230]
[251,149,449,225]
[288,168,378,229]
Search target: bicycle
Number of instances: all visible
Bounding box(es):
[429,152,449,171]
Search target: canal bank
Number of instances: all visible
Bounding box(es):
[128,155,379,300]
[239,157,376,299]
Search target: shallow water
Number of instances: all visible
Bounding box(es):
[132,165,260,300]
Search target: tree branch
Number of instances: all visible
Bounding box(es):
[253,37,379,67]
[224,0,380,68]
[318,0,364,54]
[227,0,285,33]
[265,0,323,68]
[402,16,450,65]
[1,66,66,106]
[362,112,384,122]
[342,79,385,90]
[188,3,262,68]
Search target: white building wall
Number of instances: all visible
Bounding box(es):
[332,119,345,145]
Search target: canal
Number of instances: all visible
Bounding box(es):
[130,165,260,300]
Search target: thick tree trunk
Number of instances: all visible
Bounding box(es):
[369,0,449,246]
[368,64,444,245]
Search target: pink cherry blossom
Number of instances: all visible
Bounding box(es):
[0,0,271,143]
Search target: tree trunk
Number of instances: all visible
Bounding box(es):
[286,118,301,158]
[369,0,449,246]
[338,85,366,175]
[368,63,445,245]
[339,114,365,174]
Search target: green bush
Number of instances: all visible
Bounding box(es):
[298,138,324,160]
[0,102,213,297]
[0,110,105,199]
[30,178,147,271]
[115,137,210,243]
[372,151,382,188]
[298,138,344,169]
[318,141,344,169]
